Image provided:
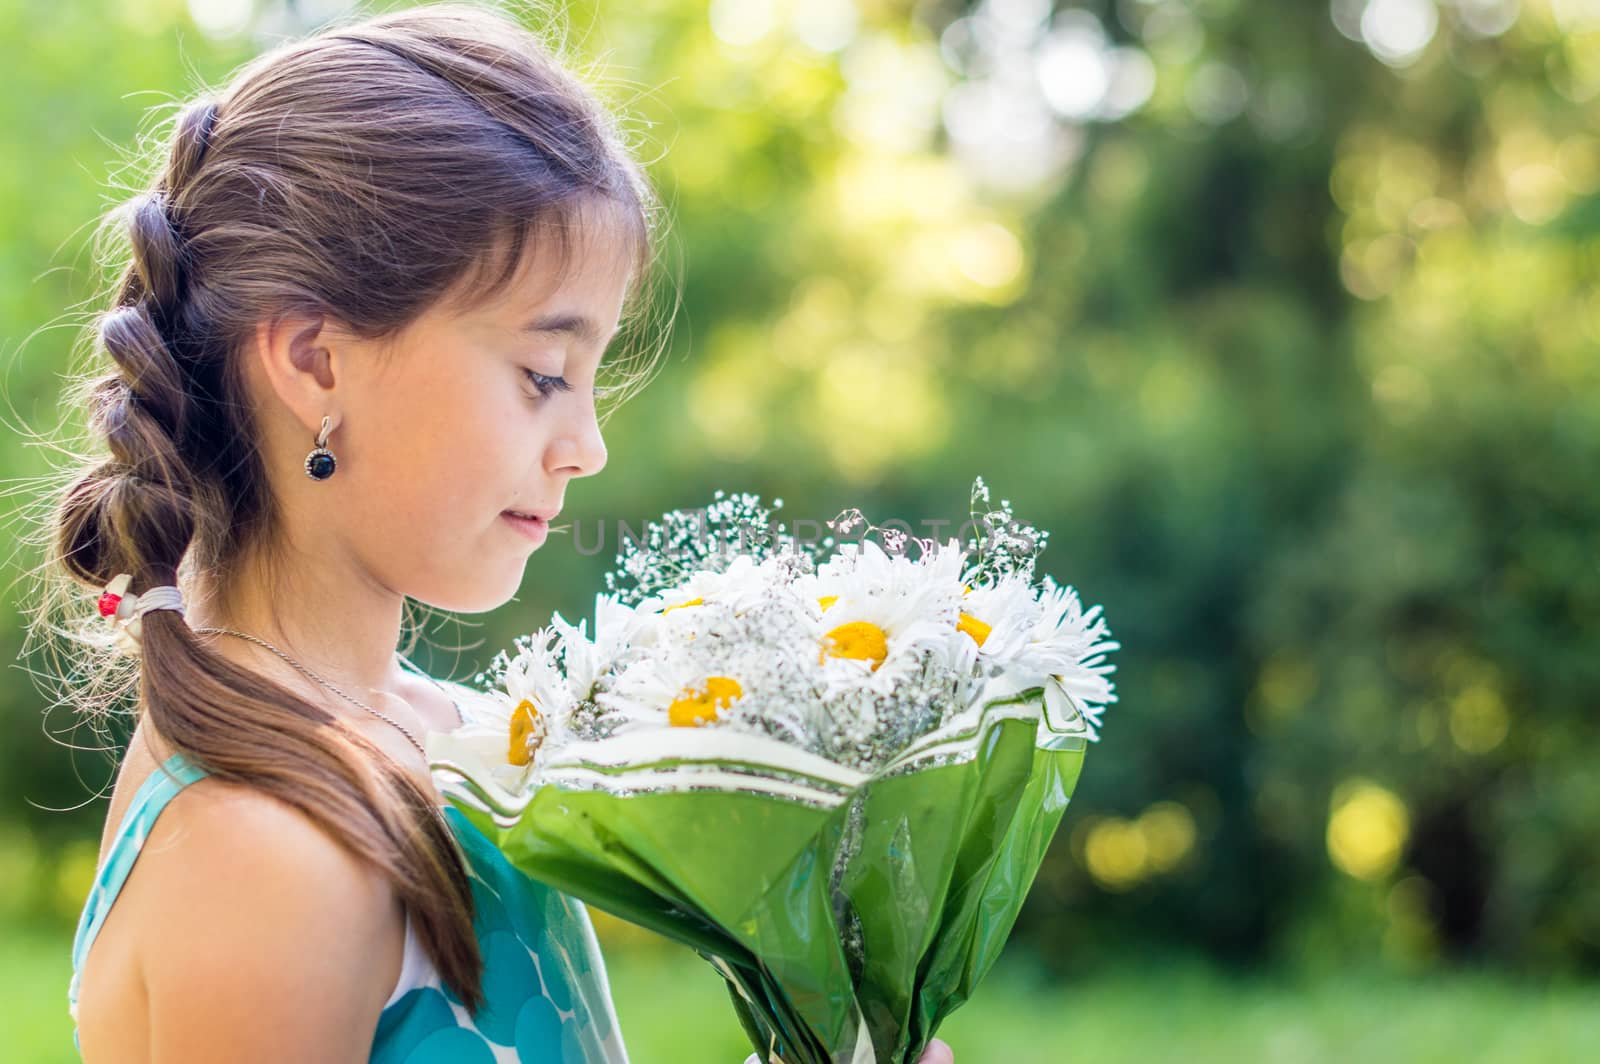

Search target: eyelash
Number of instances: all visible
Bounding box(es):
[523,368,621,403]
[523,369,573,399]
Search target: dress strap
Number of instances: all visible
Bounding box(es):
[70,751,209,985]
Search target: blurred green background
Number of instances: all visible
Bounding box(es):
[2,0,1597,1060]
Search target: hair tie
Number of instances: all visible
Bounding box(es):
[97,573,186,654]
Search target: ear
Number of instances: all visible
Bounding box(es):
[252,312,350,438]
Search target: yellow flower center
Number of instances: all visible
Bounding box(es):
[817,595,838,611]
[956,611,991,647]
[668,675,743,727]
[819,621,890,671]
[508,697,546,766]
[663,596,704,614]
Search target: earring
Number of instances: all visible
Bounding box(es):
[304,415,337,480]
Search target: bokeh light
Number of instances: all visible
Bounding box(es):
[1328,781,1411,881]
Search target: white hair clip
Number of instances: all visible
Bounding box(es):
[97,572,186,654]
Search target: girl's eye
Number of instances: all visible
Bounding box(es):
[523,369,573,399]
[525,367,625,403]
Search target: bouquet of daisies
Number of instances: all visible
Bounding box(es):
[427,480,1118,1064]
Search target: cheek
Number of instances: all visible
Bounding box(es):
[348,377,527,529]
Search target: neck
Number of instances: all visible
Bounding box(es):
[184,545,412,700]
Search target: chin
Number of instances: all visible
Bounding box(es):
[412,561,531,615]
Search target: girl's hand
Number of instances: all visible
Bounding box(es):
[742,1038,954,1064]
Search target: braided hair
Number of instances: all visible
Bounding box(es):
[78,98,225,595]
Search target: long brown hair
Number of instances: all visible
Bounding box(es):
[19,0,671,1013]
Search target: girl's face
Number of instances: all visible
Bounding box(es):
[301,210,633,613]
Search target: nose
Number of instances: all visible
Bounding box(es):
[545,404,607,479]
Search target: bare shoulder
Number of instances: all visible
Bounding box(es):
[132,777,403,1062]
[433,675,498,724]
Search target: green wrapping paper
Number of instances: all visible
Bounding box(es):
[432,685,1088,1064]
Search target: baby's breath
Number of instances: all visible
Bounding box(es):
[961,475,1049,587]
[603,491,824,605]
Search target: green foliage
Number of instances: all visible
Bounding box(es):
[5,917,1600,1063]
[2,0,1596,1023]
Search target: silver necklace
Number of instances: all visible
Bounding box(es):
[192,626,464,761]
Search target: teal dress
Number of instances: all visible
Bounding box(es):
[67,750,630,1062]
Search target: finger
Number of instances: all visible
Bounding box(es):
[917,1037,955,1064]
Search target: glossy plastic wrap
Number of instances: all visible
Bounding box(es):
[431,687,1088,1064]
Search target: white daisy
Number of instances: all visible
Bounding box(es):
[1014,575,1120,740]
[553,592,647,698]
[595,636,750,731]
[427,626,578,796]
[594,579,830,749]
[951,571,1040,674]
[659,553,771,612]
[804,538,965,696]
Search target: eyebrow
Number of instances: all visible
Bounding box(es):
[520,312,605,345]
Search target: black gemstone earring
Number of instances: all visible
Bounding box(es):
[304,415,337,480]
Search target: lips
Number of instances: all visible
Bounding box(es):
[503,506,559,522]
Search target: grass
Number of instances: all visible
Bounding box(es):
[7,916,1597,1062]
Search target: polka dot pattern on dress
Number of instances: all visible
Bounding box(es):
[361,804,630,1063]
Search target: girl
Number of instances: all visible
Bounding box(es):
[34,2,957,1061]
